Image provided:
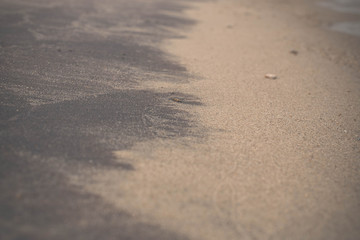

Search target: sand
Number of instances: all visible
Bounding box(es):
[71,0,360,239]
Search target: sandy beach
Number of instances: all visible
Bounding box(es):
[1,0,359,239]
[75,0,360,239]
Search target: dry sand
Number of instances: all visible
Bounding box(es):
[71,0,360,239]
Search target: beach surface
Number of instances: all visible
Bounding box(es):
[74,0,360,239]
[1,0,360,239]
[84,0,360,239]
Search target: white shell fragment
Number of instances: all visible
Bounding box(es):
[265,73,277,79]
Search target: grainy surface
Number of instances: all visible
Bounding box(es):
[0,0,200,239]
[1,0,360,240]
[159,0,360,239]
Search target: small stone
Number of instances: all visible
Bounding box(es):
[265,74,277,79]
[290,50,298,55]
[171,97,182,103]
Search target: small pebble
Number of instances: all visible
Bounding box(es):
[290,50,298,55]
[265,74,277,79]
[171,97,182,103]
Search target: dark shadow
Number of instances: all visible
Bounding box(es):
[1,90,195,169]
[0,0,204,239]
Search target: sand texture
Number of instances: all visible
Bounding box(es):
[71,0,360,239]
